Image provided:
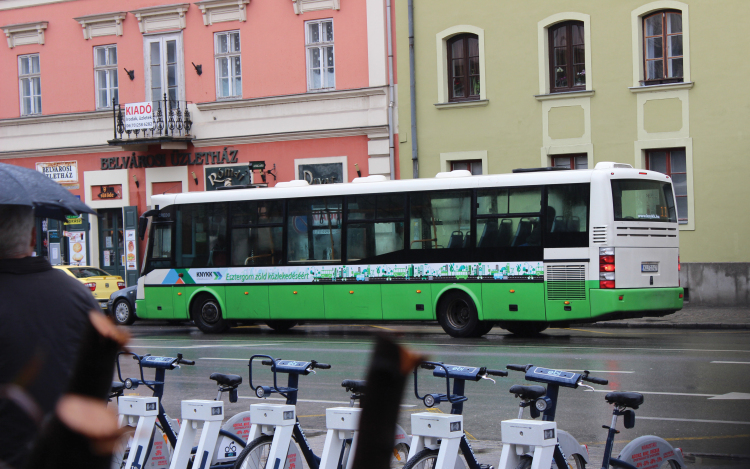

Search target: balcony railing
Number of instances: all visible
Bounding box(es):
[108,94,193,145]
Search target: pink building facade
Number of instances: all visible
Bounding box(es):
[0,0,398,284]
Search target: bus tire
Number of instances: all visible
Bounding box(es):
[501,321,548,337]
[437,290,481,338]
[265,320,297,332]
[191,294,228,333]
[472,321,495,337]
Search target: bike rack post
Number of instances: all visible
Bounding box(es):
[247,404,297,468]
[407,413,464,469]
[118,396,159,469]
[319,407,361,469]
[169,400,225,469]
[498,420,557,469]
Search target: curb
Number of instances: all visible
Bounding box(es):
[577,322,750,330]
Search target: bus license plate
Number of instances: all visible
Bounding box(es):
[641,263,658,273]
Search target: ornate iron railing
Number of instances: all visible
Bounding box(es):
[111,94,192,142]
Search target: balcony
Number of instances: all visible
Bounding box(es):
[107,95,193,149]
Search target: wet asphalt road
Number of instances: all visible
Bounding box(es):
[116,322,750,467]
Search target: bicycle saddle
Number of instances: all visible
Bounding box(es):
[342,379,367,393]
[605,391,644,409]
[509,385,546,400]
[210,373,243,387]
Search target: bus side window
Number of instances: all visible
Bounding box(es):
[287,197,342,262]
[545,183,589,248]
[410,191,470,250]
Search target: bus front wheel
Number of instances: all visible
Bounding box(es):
[191,294,228,333]
[437,290,481,338]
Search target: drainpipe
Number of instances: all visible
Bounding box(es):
[386,0,396,180]
[408,0,418,178]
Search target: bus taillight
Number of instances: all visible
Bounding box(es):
[599,247,615,288]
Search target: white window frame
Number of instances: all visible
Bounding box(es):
[18,54,41,116]
[537,13,593,96]
[94,45,119,109]
[435,25,487,107]
[305,19,335,91]
[143,32,185,104]
[214,30,242,100]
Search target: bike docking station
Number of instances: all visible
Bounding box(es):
[247,403,298,468]
[497,420,557,469]
[117,396,160,469]
[169,400,224,469]
[319,407,361,469]
[408,412,465,468]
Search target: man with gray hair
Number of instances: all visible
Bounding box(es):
[0,205,102,468]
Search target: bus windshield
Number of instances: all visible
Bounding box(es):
[611,179,676,222]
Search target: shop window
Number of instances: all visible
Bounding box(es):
[215,30,242,99]
[287,197,342,262]
[306,19,335,91]
[410,191,471,250]
[549,21,586,93]
[646,148,688,223]
[643,11,683,84]
[552,154,588,169]
[19,54,41,115]
[447,33,480,102]
[94,45,118,108]
[450,159,483,175]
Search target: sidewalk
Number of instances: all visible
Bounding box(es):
[585,303,750,329]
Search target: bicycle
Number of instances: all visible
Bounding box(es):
[403,361,508,469]
[502,364,684,469]
[503,364,607,469]
[110,352,248,469]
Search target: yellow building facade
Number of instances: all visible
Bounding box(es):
[396,0,750,305]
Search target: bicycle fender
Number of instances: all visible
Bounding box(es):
[394,423,410,446]
[557,429,590,464]
[212,410,252,464]
[617,435,685,469]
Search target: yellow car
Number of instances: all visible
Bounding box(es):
[53,265,125,312]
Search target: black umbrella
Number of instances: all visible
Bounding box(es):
[0,163,97,220]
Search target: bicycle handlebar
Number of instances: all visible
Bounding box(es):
[506,364,533,372]
[581,371,608,385]
[486,369,509,377]
[312,361,331,369]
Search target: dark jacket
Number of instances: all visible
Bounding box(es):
[0,257,101,468]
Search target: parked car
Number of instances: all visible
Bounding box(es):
[53,266,125,312]
[107,285,137,326]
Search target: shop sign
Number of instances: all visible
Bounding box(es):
[101,149,241,170]
[64,215,83,225]
[92,184,122,200]
[36,161,78,185]
[205,166,251,190]
[125,230,137,270]
[65,231,87,266]
[123,102,154,130]
[298,163,343,185]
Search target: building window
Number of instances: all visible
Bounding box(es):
[19,54,41,115]
[447,33,479,101]
[94,45,118,109]
[215,31,241,99]
[451,160,482,175]
[552,154,588,169]
[146,33,183,104]
[646,148,687,223]
[306,19,334,91]
[549,21,585,93]
[643,11,682,84]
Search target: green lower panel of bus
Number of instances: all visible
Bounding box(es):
[481,283,546,321]
[590,287,684,318]
[268,284,324,320]
[226,285,270,320]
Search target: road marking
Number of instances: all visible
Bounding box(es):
[298,414,327,418]
[370,325,397,331]
[237,396,416,407]
[708,392,750,400]
[591,389,717,397]
[711,361,750,364]
[562,328,617,335]
[128,343,281,349]
[582,433,750,446]
[636,416,750,425]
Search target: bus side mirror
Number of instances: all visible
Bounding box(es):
[138,217,148,240]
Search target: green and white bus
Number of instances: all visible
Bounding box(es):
[136,162,683,337]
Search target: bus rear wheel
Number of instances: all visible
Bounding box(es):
[437,290,481,338]
[501,321,548,337]
[191,294,228,333]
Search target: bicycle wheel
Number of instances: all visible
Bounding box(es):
[234,435,273,469]
[403,448,440,469]
[391,442,410,468]
[553,453,585,469]
[111,426,135,469]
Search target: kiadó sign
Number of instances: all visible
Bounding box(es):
[101,148,239,170]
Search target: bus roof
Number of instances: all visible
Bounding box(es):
[152,165,669,207]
